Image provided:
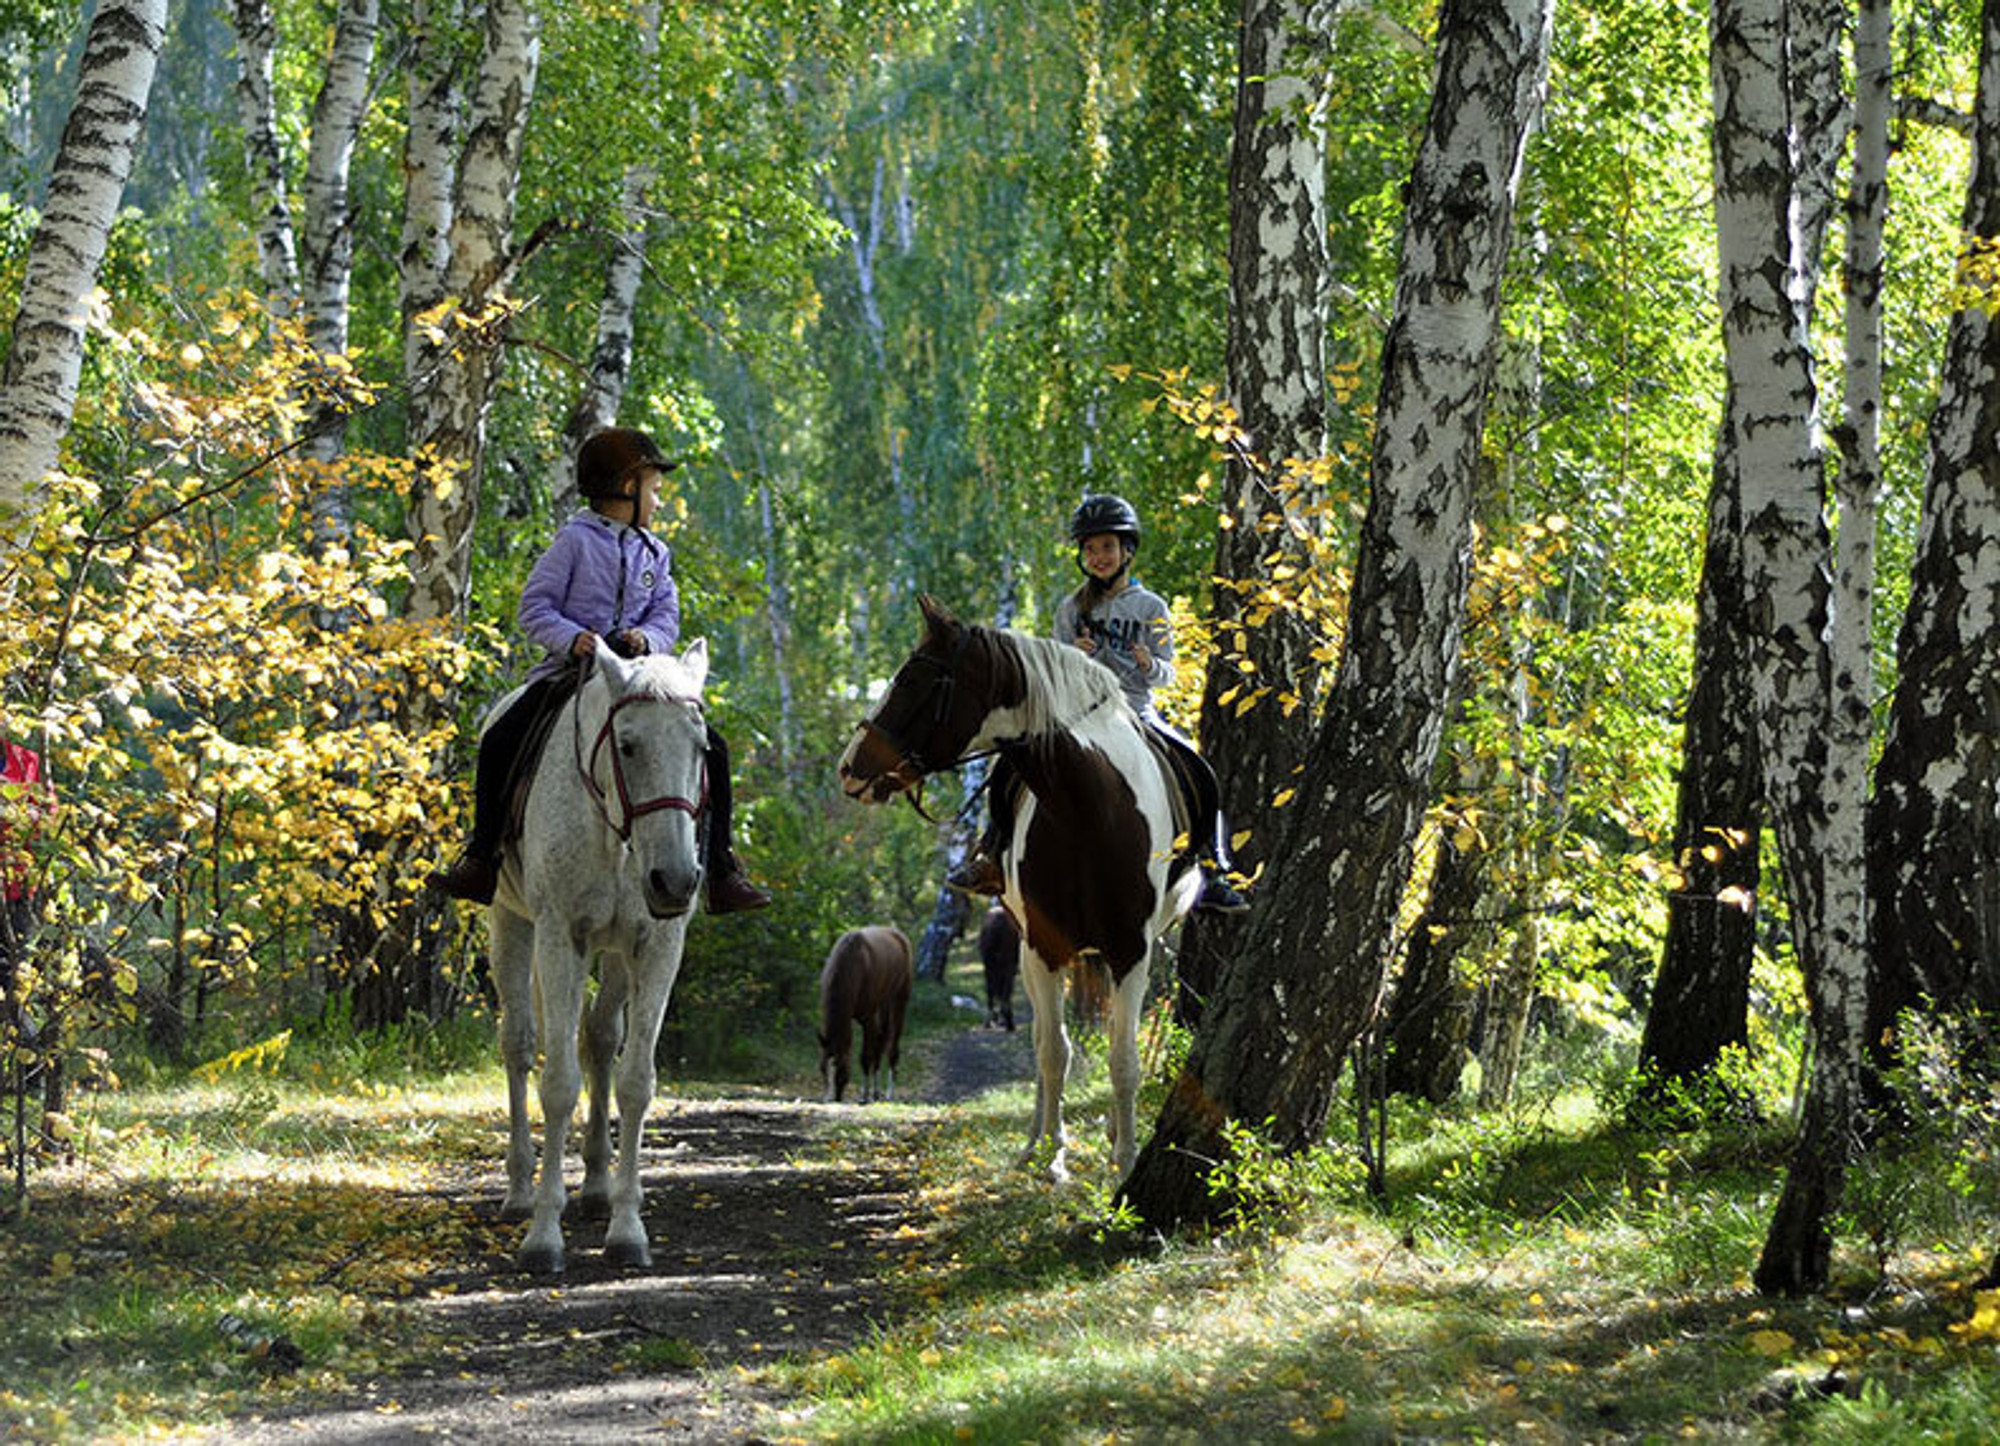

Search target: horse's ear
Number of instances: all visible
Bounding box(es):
[592,633,631,683]
[678,637,710,692]
[917,593,959,641]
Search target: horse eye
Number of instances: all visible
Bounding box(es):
[619,740,637,758]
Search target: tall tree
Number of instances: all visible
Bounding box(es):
[402,0,542,638]
[544,0,661,521]
[1638,0,1849,1096]
[227,0,381,543]
[1701,0,1871,1297]
[0,0,168,525]
[1866,0,2000,1047]
[1176,0,1336,1024]
[1121,0,1554,1229]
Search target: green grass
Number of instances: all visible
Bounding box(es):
[2,949,1996,1443]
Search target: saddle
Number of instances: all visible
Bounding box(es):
[1139,725,1205,866]
[502,671,583,846]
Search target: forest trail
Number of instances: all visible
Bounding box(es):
[207,1015,1035,1444]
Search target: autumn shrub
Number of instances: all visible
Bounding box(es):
[1840,1010,2000,1285]
[1,293,469,1183]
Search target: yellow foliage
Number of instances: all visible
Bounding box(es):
[0,287,470,1060]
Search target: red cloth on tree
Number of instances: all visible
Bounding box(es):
[1,739,50,903]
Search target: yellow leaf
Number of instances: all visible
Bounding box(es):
[1716,885,1755,912]
[1746,1329,1794,1356]
[1272,788,1296,807]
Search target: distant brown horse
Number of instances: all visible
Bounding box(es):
[817,926,913,1103]
[978,905,1019,1032]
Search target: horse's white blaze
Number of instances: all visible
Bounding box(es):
[489,637,710,1274]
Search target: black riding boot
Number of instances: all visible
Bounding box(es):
[703,725,770,914]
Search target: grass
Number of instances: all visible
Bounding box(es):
[757,957,2000,1444]
[2,952,1997,1442]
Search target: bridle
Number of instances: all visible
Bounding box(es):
[854,626,993,820]
[575,681,708,842]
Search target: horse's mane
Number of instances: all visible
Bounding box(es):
[986,627,1128,735]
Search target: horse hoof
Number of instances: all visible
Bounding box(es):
[603,1237,652,1269]
[517,1242,565,1276]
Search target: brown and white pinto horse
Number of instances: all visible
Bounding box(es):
[817,925,913,1102]
[837,595,1200,1181]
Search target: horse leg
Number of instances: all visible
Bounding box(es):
[520,936,588,1275]
[1106,957,1150,1178]
[577,965,628,1221]
[1017,953,1071,1182]
[489,908,538,1220]
[603,919,688,1268]
[858,1009,881,1104]
[883,990,907,1102]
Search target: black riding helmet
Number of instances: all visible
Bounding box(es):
[577,427,678,501]
[1069,493,1141,550]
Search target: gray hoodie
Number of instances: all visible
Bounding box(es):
[1053,580,1175,717]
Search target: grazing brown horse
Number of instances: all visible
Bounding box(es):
[817,925,913,1103]
[837,596,1200,1181]
[978,904,1020,1032]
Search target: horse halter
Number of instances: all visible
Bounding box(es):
[577,689,708,842]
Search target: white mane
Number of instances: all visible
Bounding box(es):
[994,628,1128,735]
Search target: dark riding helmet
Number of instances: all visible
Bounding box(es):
[577,427,677,501]
[1068,493,1142,552]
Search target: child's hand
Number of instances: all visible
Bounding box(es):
[1073,634,1097,656]
[1132,643,1153,670]
[571,631,601,658]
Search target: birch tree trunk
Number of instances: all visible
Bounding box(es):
[1175,0,1336,1025]
[1120,0,1553,1230]
[547,0,660,520]
[1866,0,2000,1044]
[1639,0,1848,1097]
[230,0,300,311]
[0,0,168,524]
[297,0,381,506]
[1704,0,1870,1297]
[403,0,541,640]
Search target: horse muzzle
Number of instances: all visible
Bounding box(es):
[641,862,701,920]
[837,724,920,803]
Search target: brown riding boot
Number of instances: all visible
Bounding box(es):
[428,851,498,906]
[708,863,771,915]
[945,851,1004,898]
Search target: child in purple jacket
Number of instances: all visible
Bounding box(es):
[429,428,770,913]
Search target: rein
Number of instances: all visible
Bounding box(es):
[573,676,708,841]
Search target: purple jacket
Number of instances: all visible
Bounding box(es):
[518,510,681,681]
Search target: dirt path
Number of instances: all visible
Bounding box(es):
[210,1018,1034,1444]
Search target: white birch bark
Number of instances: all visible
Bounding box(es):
[1867,0,2000,1031]
[404,0,540,636]
[1709,0,1869,1297]
[1123,0,1554,1228]
[1831,0,1889,835]
[549,0,660,519]
[298,0,381,466]
[0,0,168,523]
[229,0,301,311]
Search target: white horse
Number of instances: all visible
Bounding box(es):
[487,637,710,1274]
[837,596,1200,1182]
